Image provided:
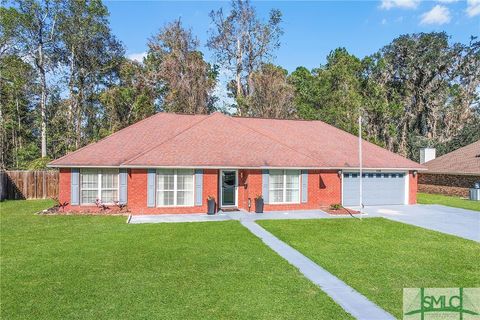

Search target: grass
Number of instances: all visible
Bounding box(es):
[258,218,480,318]
[0,200,351,320]
[417,192,480,212]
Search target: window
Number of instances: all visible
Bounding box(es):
[80,169,119,205]
[269,170,300,204]
[156,169,194,206]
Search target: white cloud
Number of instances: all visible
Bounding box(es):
[127,52,147,63]
[382,18,388,24]
[437,0,459,3]
[466,0,480,17]
[380,0,420,10]
[420,5,451,25]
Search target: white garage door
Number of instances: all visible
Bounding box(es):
[342,172,406,206]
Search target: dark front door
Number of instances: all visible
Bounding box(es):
[221,170,237,207]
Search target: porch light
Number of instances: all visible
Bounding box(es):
[413,170,417,177]
[337,170,342,177]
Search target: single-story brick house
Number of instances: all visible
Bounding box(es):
[48,112,424,214]
[419,140,480,197]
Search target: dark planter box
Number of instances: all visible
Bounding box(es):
[255,198,264,213]
[207,199,216,215]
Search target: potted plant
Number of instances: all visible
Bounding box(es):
[207,195,216,215]
[255,195,264,213]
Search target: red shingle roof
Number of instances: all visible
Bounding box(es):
[49,112,424,169]
[424,140,480,175]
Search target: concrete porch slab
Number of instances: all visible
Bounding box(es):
[128,209,358,224]
[129,213,232,224]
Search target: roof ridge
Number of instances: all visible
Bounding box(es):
[228,115,321,164]
[49,112,167,165]
[121,112,215,165]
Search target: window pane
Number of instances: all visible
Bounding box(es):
[81,170,98,189]
[286,189,299,203]
[177,170,193,190]
[101,170,118,189]
[157,169,174,191]
[81,190,97,204]
[270,189,283,203]
[269,170,284,190]
[177,191,193,206]
[158,190,174,206]
[286,171,299,188]
[101,190,118,203]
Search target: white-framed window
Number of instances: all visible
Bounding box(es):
[80,169,119,205]
[156,169,194,207]
[269,170,300,204]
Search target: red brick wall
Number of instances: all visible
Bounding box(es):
[59,167,415,214]
[237,169,341,212]
[127,169,219,214]
[59,168,123,213]
[418,173,479,197]
[409,171,417,204]
[58,168,71,207]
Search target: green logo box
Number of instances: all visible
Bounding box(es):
[404,288,480,320]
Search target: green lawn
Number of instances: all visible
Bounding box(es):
[417,192,480,212]
[0,200,351,320]
[258,218,480,319]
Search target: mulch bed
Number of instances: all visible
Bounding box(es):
[322,207,360,215]
[36,206,129,216]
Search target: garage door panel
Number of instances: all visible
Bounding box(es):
[342,172,406,206]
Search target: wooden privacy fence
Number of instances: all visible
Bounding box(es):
[0,170,59,200]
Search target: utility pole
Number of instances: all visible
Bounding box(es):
[359,115,363,219]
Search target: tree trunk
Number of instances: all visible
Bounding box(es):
[75,78,84,149]
[38,43,48,158]
[235,37,243,115]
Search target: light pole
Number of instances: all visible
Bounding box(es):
[358,114,363,219]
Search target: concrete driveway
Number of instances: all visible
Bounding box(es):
[362,205,479,242]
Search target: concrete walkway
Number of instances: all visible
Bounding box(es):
[241,220,395,320]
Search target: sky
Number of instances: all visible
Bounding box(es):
[106,0,479,70]
[104,0,479,105]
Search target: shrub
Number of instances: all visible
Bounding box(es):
[330,203,342,210]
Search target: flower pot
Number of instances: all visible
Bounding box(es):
[207,199,216,215]
[255,198,264,213]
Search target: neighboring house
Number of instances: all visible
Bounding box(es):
[48,112,423,214]
[418,141,480,197]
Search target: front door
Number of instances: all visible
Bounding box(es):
[220,170,237,207]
